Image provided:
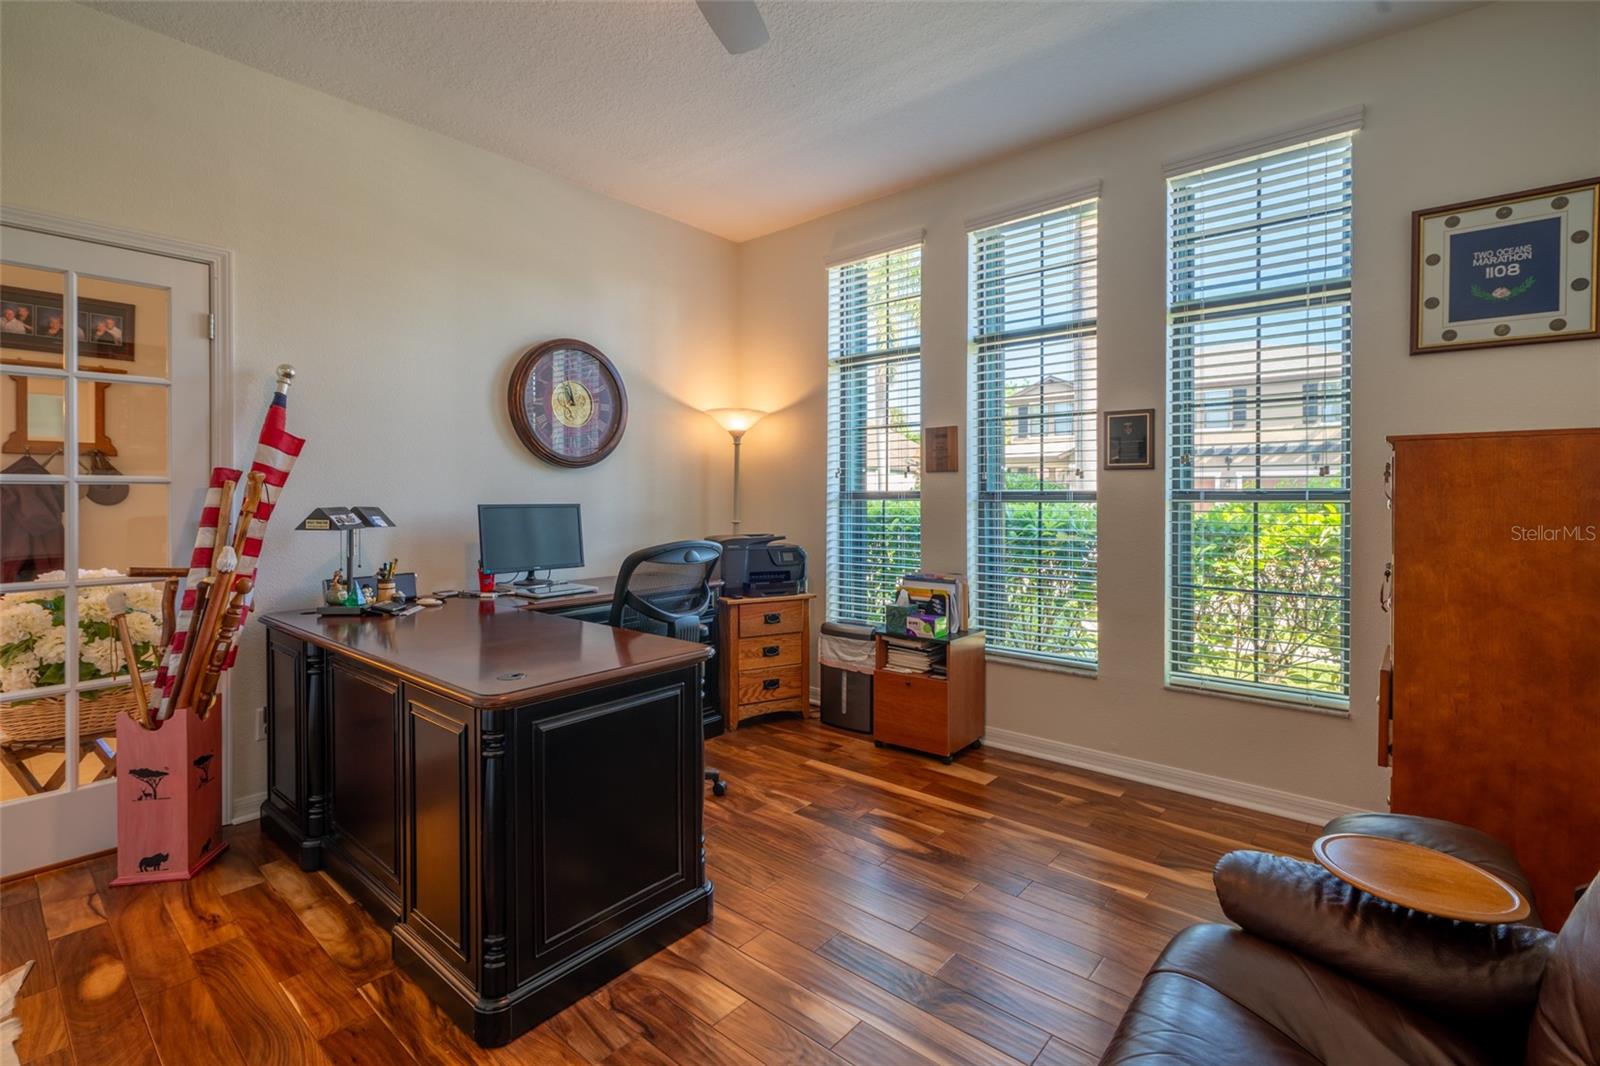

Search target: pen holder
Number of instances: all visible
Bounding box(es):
[376,580,397,604]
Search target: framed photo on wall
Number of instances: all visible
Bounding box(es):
[0,284,136,361]
[1103,408,1155,470]
[1411,177,1599,354]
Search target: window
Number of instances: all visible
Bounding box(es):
[1047,402,1075,436]
[826,242,922,625]
[1166,130,1353,708]
[970,194,1099,666]
[1301,381,1339,424]
[1202,387,1247,429]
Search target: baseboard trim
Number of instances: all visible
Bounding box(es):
[983,727,1361,827]
[230,790,267,825]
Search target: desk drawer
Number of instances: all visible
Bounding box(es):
[737,665,805,705]
[737,601,804,638]
[737,633,803,670]
[731,696,808,722]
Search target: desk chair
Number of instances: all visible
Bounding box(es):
[608,540,727,797]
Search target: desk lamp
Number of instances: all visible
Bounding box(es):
[704,408,766,531]
[296,506,395,614]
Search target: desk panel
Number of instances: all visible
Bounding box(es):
[328,656,403,915]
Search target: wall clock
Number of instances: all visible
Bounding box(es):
[507,338,628,467]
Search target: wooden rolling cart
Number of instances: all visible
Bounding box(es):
[718,592,814,729]
[872,629,985,762]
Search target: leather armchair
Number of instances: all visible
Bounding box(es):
[1101,815,1598,1065]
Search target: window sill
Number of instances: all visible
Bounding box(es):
[1163,681,1350,718]
[985,651,1098,679]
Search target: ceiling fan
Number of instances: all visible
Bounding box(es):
[696,0,770,54]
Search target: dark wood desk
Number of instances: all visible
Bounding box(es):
[511,574,626,613]
[260,598,713,1046]
[519,575,727,737]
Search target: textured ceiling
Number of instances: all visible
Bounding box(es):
[94,1,1467,241]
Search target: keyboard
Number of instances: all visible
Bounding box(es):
[522,582,600,599]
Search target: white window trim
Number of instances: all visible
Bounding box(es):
[967,197,1100,669]
[824,228,927,269]
[1161,132,1355,712]
[1163,106,1364,179]
[825,241,924,626]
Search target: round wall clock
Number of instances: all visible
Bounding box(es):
[507,338,629,467]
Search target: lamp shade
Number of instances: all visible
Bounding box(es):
[704,407,767,437]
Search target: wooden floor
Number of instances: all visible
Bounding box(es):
[1,716,1317,1066]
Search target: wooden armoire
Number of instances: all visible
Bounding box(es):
[1382,428,1600,928]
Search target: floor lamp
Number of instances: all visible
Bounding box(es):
[704,408,766,531]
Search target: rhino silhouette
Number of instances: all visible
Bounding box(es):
[138,851,169,873]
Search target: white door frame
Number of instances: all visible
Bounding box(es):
[1,204,238,824]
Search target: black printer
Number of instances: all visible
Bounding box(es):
[708,533,807,596]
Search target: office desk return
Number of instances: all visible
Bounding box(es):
[522,573,725,737]
[261,599,713,1046]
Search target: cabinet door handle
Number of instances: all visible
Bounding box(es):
[762,678,781,690]
[762,645,781,657]
[763,612,782,625]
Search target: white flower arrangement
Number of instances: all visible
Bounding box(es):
[0,571,165,694]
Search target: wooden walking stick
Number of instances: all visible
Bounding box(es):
[106,591,153,731]
[167,577,212,717]
[176,470,263,713]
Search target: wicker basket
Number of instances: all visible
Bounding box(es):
[0,687,138,745]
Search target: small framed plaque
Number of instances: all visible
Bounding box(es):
[1103,408,1155,470]
[1412,177,1599,354]
[924,425,958,473]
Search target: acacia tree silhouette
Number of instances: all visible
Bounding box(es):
[129,767,169,801]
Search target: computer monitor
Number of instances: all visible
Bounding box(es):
[478,504,585,578]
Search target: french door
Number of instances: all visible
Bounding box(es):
[0,225,214,876]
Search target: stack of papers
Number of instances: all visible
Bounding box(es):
[882,635,946,676]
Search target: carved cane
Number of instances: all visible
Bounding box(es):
[193,577,252,721]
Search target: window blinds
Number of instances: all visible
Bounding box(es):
[969,197,1099,665]
[826,243,922,625]
[1166,132,1354,708]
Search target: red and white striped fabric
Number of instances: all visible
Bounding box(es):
[152,388,304,721]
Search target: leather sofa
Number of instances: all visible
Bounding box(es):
[1100,813,1597,1065]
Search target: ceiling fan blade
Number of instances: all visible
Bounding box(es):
[696,0,769,55]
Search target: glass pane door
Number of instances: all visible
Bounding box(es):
[0,226,212,874]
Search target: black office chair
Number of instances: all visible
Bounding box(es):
[608,540,727,797]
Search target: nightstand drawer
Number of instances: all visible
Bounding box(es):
[737,601,804,638]
[736,666,805,705]
[737,633,803,670]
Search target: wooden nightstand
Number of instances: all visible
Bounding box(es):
[718,593,814,729]
[872,630,985,762]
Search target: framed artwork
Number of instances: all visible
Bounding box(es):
[1103,408,1155,470]
[923,425,958,473]
[1411,177,1598,354]
[0,284,136,361]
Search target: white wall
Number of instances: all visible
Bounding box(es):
[736,2,1600,812]
[1,3,741,809]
